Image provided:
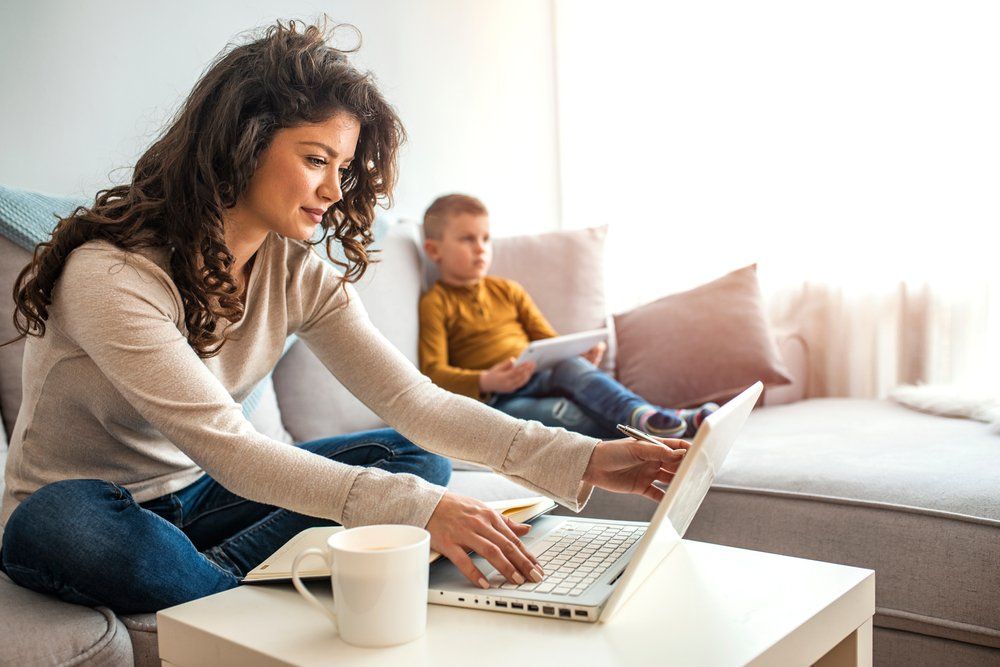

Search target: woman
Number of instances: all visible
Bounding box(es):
[0,20,688,614]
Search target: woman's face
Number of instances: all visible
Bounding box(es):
[229,111,361,242]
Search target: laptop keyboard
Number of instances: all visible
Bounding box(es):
[487,521,644,596]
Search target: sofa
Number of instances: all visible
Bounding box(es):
[0,216,996,666]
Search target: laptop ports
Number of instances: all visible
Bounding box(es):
[511,603,524,610]
[527,604,539,612]
[574,610,589,617]
[558,608,571,618]
[495,601,508,608]
[542,606,555,615]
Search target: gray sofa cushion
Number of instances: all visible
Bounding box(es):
[120,614,158,667]
[711,398,1000,520]
[687,398,1000,650]
[274,222,424,441]
[0,571,133,665]
[875,626,1000,666]
[0,235,30,439]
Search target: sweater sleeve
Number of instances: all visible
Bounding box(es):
[418,289,483,400]
[293,253,601,524]
[52,247,370,527]
[510,281,558,341]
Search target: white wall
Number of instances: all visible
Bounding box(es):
[0,0,561,234]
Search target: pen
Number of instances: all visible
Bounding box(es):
[616,423,682,452]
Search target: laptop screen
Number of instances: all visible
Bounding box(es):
[600,381,763,622]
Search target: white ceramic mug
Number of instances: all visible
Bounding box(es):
[291,524,430,648]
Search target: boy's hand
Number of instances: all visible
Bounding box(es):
[479,357,536,395]
[581,341,607,367]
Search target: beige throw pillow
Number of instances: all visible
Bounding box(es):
[488,225,609,336]
[614,264,792,408]
[420,224,614,369]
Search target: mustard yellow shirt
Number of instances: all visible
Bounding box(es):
[419,276,557,399]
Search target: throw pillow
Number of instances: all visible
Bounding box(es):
[419,223,615,370]
[489,225,610,337]
[420,224,609,336]
[890,383,1000,433]
[273,217,419,442]
[614,264,792,408]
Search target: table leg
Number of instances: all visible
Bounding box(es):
[814,618,873,667]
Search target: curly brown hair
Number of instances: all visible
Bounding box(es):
[6,18,404,357]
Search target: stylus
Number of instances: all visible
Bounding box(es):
[616,423,682,452]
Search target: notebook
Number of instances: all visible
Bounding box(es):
[242,496,557,583]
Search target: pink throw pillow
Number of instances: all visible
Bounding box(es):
[614,264,792,408]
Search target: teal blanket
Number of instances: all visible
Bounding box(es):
[0,184,86,252]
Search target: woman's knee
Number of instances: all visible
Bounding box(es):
[392,435,452,487]
[3,479,237,613]
[375,430,452,488]
[4,479,123,546]
[2,480,124,587]
[423,452,452,488]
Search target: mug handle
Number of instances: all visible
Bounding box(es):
[291,547,338,631]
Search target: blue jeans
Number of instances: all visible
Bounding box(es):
[0,429,451,614]
[490,357,647,440]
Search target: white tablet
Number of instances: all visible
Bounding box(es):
[515,328,609,371]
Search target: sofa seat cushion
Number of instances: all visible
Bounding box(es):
[121,613,159,667]
[715,398,1000,519]
[687,398,1000,650]
[0,570,133,665]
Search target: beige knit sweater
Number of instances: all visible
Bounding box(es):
[0,233,599,528]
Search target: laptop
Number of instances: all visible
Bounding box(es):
[428,381,763,623]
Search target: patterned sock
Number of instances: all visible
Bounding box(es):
[678,402,720,438]
[629,405,686,437]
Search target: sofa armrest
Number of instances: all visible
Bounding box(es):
[763,331,809,406]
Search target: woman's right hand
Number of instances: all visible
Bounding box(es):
[479,357,536,395]
[426,491,544,589]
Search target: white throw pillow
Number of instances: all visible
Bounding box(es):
[890,384,1000,433]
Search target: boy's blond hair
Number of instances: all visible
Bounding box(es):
[422,194,489,240]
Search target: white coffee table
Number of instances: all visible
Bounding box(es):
[157,539,874,666]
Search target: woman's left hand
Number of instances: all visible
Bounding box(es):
[582,437,691,502]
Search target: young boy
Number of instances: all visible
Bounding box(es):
[418,194,716,440]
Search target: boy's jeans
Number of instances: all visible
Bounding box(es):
[0,429,451,615]
[490,356,647,440]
